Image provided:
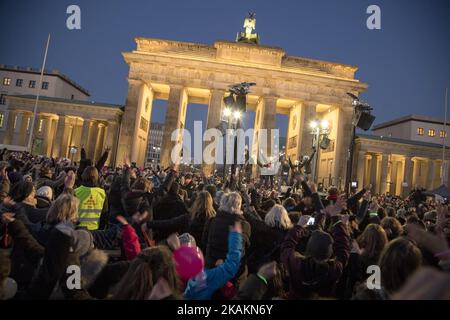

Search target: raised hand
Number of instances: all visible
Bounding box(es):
[166,233,181,251]
[324,195,346,217]
[116,215,129,225]
[309,181,317,194]
[1,212,15,224]
[64,170,76,189]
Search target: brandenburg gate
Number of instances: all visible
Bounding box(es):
[118,34,367,184]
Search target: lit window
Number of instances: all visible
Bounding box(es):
[42,81,49,90]
[0,94,5,105]
[428,129,435,137]
[2,78,11,86]
[417,127,424,135]
[16,79,23,87]
[38,119,43,132]
[29,80,36,88]
[0,114,4,127]
[440,130,447,138]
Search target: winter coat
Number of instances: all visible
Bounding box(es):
[205,210,251,283]
[7,219,45,290]
[184,231,242,300]
[244,211,288,273]
[13,202,48,225]
[25,222,90,300]
[153,192,189,221]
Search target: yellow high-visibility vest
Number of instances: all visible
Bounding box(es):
[74,185,106,230]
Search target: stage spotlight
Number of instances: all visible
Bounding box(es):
[310,120,318,129]
[233,110,242,120]
[223,107,232,117]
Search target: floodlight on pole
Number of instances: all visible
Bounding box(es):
[223,107,232,117]
[233,110,242,120]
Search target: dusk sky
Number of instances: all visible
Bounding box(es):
[1,0,449,135]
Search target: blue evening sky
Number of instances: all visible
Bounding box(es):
[0,0,449,136]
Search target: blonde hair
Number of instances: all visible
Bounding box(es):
[190,191,216,219]
[219,192,242,215]
[265,204,293,230]
[46,194,79,225]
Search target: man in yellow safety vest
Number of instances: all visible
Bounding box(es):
[75,166,106,230]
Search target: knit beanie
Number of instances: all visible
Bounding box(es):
[305,230,334,261]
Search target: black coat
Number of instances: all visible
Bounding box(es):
[7,219,45,290]
[205,210,251,268]
[13,202,48,225]
[244,212,288,273]
[25,223,89,300]
[153,192,189,221]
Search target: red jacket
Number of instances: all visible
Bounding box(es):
[121,224,141,260]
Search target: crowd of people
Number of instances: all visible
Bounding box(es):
[0,147,449,300]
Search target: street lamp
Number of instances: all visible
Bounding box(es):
[310,119,330,183]
[220,82,255,187]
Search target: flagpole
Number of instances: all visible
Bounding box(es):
[441,87,448,185]
[27,33,51,153]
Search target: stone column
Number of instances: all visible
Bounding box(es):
[3,110,18,145]
[412,158,424,189]
[333,106,354,190]
[160,85,188,169]
[104,122,118,166]
[403,156,413,197]
[17,113,31,146]
[39,117,52,156]
[131,84,154,166]
[51,115,66,158]
[298,102,317,156]
[261,96,277,159]
[251,96,277,178]
[427,159,436,190]
[79,118,91,154]
[380,154,389,194]
[390,159,398,195]
[356,151,366,188]
[285,103,302,161]
[94,123,107,162]
[441,161,449,186]
[87,121,99,160]
[370,154,378,193]
[116,79,143,167]
[203,89,225,176]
